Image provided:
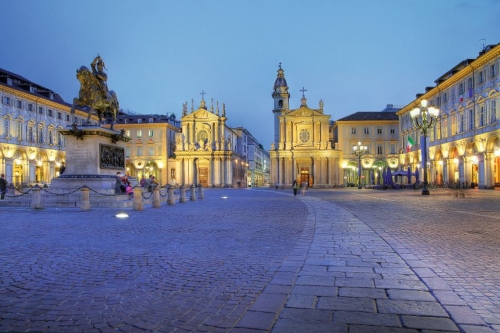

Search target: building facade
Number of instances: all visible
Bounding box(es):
[113,113,180,185]
[332,106,400,186]
[269,65,342,188]
[399,43,500,189]
[0,68,98,187]
[173,99,248,187]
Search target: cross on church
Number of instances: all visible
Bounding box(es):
[300,87,307,97]
[278,62,282,69]
[200,90,206,100]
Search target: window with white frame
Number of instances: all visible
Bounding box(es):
[479,71,484,83]
[48,109,53,117]
[479,105,485,127]
[125,147,130,158]
[49,130,53,145]
[16,122,22,140]
[492,100,497,123]
[364,127,369,135]
[38,128,44,143]
[148,146,154,156]
[148,129,154,137]
[491,63,497,78]
[468,109,474,130]
[28,126,34,142]
[460,112,464,133]
[137,130,142,138]
[16,100,22,108]
[458,82,464,95]
[38,106,44,115]
[443,93,448,103]
[57,112,62,120]
[390,128,395,135]
[351,127,356,134]
[27,103,34,112]
[390,144,396,154]
[137,146,142,156]
[4,118,10,137]
[377,128,382,135]
[2,96,10,105]
[377,145,383,154]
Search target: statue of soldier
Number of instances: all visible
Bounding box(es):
[91,55,109,98]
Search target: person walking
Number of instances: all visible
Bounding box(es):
[59,162,66,176]
[0,174,7,200]
[292,180,298,196]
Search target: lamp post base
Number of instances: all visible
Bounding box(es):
[421,188,430,195]
[358,186,362,189]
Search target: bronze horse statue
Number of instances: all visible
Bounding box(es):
[71,65,119,129]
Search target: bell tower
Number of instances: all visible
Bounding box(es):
[272,63,289,147]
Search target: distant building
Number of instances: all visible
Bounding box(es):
[173,98,260,187]
[332,107,400,186]
[113,112,180,185]
[0,68,98,187]
[233,127,269,187]
[269,65,342,188]
[398,43,500,189]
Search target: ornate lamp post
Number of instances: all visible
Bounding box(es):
[410,99,439,195]
[353,141,367,189]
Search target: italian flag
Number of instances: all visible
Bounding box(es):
[406,136,415,152]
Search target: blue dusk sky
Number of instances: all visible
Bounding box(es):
[1,0,499,147]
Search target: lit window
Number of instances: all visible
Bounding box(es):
[137,146,142,156]
[137,130,142,138]
[149,129,154,137]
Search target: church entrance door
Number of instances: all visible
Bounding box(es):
[199,167,209,188]
[300,167,309,186]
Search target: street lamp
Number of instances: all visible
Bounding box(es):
[353,141,367,189]
[410,99,439,195]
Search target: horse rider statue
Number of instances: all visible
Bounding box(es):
[91,55,109,98]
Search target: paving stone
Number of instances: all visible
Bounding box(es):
[317,296,376,312]
[333,311,401,326]
[387,289,436,302]
[338,287,387,299]
[444,305,486,325]
[401,315,460,331]
[377,299,448,317]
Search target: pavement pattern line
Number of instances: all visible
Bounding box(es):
[235,191,494,333]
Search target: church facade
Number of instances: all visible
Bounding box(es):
[173,99,247,187]
[269,65,342,188]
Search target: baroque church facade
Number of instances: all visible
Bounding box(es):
[173,99,247,187]
[269,65,342,188]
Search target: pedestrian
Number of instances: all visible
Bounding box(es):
[115,172,124,194]
[292,180,298,196]
[0,174,7,200]
[59,162,66,176]
[140,176,146,187]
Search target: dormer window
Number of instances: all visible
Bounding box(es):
[148,118,153,123]
[137,118,142,123]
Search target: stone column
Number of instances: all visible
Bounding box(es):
[477,152,485,189]
[484,152,495,189]
[458,156,465,184]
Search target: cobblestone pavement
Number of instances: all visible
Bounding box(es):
[1,187,499,332]
[303,188,500,333]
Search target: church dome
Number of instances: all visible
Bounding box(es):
[274,67,288,88]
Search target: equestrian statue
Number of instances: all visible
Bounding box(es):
[71,55,119,129]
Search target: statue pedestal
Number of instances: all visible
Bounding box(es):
[50,126,132,206]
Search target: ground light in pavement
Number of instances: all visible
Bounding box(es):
[221,196,229,199]
[115,212,129,218]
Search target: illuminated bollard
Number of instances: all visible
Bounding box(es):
[179,185,186,203]
[197,184,204,199]
[167,186,175,205]
[133,186,143,211]
[190,184,196,201]
[79,186,90,211]
[31,186,43,210]
[152,187,161,208]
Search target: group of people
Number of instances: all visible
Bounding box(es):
[115,172,133,196]
[292,180,307,196]
[140,175,159,192]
